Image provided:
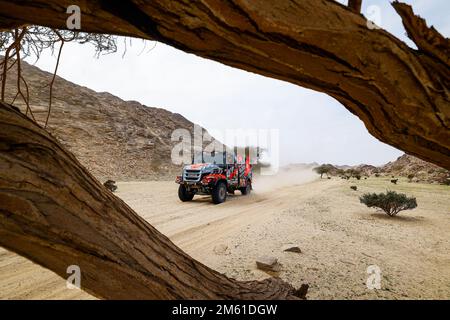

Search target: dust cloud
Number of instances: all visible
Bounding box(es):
[252,165,317,193]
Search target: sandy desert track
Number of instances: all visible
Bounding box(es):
[1,170,450,299]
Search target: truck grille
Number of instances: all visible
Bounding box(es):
[183,169,201,183]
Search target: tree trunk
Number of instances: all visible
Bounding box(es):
[348,0,362,13]
[0,0,448,169]
[0,102,307,299]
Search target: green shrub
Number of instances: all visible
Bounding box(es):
[359,191,417,217]
[350,186,357,191]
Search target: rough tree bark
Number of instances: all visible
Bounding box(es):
[0,0,448,169]
[0,102,307,299]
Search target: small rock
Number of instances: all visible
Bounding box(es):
[103,180,117,192]
[256,256,281,272]
[284,246,302,254]
[213,244,230,255]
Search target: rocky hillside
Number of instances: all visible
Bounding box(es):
[353,164,378,176]
[380,154,449,184]
[315,154,448,184]
[4,59,211,181]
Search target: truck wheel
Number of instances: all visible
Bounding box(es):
[240,181,251,195]
[212,181,227,204]
[178,185,194,202]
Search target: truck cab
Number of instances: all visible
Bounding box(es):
[175,151,252,204]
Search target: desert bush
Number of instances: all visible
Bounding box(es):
[407,174,415,182]
[375,173,380,177]
[355,175,361,180]
[314,164,333,178]
[359,191,417,217]
[350,186,357,191]
[391,179,398,184]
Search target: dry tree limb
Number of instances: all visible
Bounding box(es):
[0,0,447,169]
[392,1,450,68]
[2,26,121,125]
[1,29,26,101]
[10,91,19,104]
[19,74,30,111]
[13,28,36,121]
[1,28,32,119]
[1,27,118,125]
[0,56,18,80]
[0,0,449,301]
[0,101,307,300]
[45,29,64,128]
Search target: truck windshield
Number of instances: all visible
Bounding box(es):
[193,151,228,165]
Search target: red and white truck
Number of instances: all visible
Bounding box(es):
[176,151,253,204]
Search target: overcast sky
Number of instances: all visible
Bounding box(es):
[25,0,449,166]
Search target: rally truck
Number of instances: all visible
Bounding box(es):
[175,151,252,204]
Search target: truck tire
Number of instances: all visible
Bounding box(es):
[178,185,194,202]
[212,181,227,204]
[240,181,251,195]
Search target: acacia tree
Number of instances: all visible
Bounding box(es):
[0,0,449,300]
[314,165,331,178]
[360,191,418,217]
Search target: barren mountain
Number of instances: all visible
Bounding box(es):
[314,155,448,184]
[380,154,450,184]
[4,59,211,181]
[353,164,378,176]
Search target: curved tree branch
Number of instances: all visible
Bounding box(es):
[0,0,448,169]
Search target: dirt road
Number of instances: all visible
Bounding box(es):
[1,171,449,299]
